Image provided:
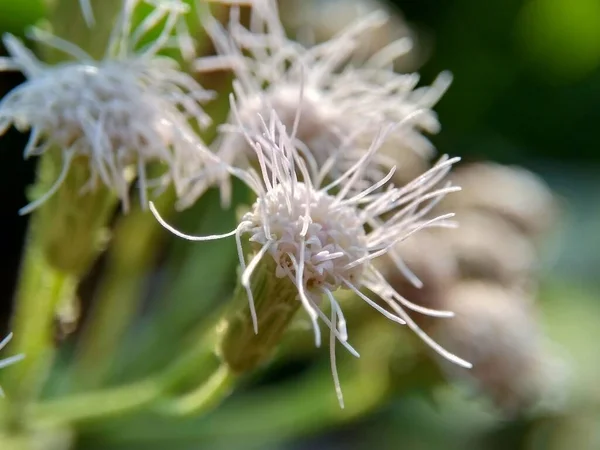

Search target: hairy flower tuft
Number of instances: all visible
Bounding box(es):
[0,0,213,213]
[152,104,470,407]
[248,182,369,290]
[182,0,451,208]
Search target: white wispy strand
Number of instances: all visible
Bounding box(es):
[152,100,470,407]
[184,0,452,208]
[79,0,96,27]
[0,0,213,213]
[0,333,25,397]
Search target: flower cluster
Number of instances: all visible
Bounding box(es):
[180,0,451,208]
[0,0,569,420]
[0,0,213,213]
[152,101,471,405]
[380,162,566,412]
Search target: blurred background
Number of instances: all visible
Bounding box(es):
[1,0,600,449]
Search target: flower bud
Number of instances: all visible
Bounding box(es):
[218,257,301,373]
[445,211,538,290]
[446,163,558,238]
[435,281,565,413]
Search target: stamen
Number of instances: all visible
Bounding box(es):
[149,202,239,241]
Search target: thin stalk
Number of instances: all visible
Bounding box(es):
[33,378,163,428]
[67,354,392,446]
[158,364,236,416]
[34,334,233,426]
[3,232,77,405]
[72,187,176,389]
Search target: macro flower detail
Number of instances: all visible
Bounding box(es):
[0,0,579,442]
[0,0,213,213]
[181,0,451,208]
[0,333,25,397]
[151,103,471,406]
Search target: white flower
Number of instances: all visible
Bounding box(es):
[151,105,471,407]
[0,333,25,397]
[0,0,213,213]
[181,0,451,208]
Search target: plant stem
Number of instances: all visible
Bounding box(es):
[72,188,176,389]
[34,378,163,428]
[50,329,224,426]
[34,343,234,427]
[4,153,116,403]
[3,230,77,405]
[158,364,236,416]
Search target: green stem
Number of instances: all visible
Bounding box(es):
[3,232,77,406]
[32,153,117,276]
[33,378,162,428]
[4,153,116,407]
[74,357,391,446]
[158,365,236,416]
[72,189,176,390]
[33,340,232,426]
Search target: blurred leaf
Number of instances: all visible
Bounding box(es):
[539,281,600,408]
[0,0,44,36]
[112,182,249,381]
[516,0,600,82]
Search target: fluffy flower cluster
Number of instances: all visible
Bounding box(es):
[0,0,213,213]
[181,0,451,208]
[152,102,471,406]
[380,162,566,412]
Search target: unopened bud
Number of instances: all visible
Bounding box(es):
[218,257,301,373]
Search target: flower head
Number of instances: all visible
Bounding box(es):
[445,162,558,238]
[435,281,567,413]
[0,333,25,397]
[151,104,470,406]
[182,0,451,208]
[0,0,213,213]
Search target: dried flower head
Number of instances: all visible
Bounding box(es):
[151,105,470,406]
[445,210,537,289]
[0,333,25,397]
[435,281,564,413]
[182,0,451,208]
[378,229,458,314]
[446,162,558,238]
[0,0,213,213]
